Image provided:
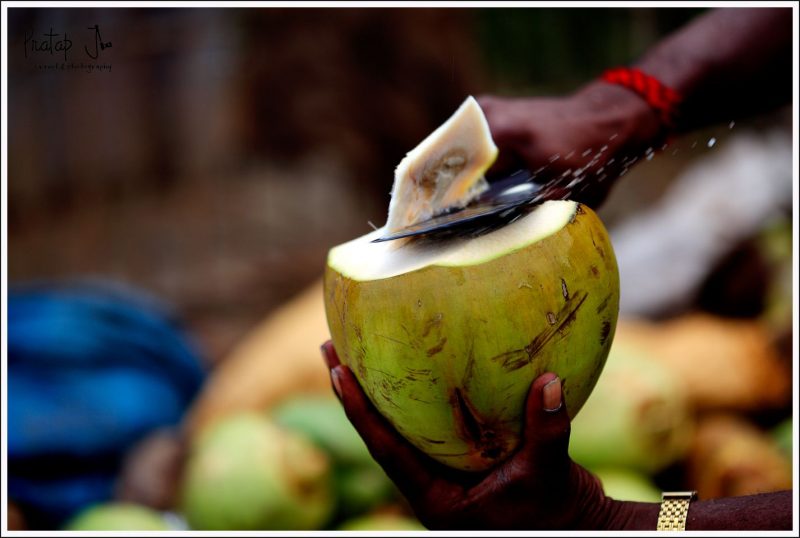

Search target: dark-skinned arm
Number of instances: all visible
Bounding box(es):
[634,7,792,132]
[478,7,792,208]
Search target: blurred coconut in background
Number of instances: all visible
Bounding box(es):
[271,395,399,520]
[687,415,792,499]
[65,503,173,531]
[180,413,335,530]
[593,468,662,503]
[338,512,428,531]
[569,340,694,474]
[614,315,791,414]
[183,279,332,439]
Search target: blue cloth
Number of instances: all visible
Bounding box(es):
[8,281,206,527]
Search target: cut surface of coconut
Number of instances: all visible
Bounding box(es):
[329,200,578,281]
[385,96,499,233]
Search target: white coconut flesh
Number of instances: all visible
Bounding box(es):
[328,200,578,281]
[385,96,499,233]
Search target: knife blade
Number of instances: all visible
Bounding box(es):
[372,170,552,243]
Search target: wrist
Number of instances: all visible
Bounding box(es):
[565,463,661,530]
[603,499,662,530]
[563,463,615,529]
[571,79,666,154]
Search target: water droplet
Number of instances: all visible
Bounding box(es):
[672,149,679,156]
[565,150,575,159]
[661,143,668,151]
[728,121,735,129]
[646,153,654,161]
[367,220,378,230]
[501,183,537,198]
[581,148,592,157]
[691,141,698,149]
[549,154,561,163]
[707,137,716,148]
[609,133,618,140]
[598,173,607,182]
[600,145,609,152]
[607,158,615,165]
[645,147,654,155]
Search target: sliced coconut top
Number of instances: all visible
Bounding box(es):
[329,200,577,281]
[385,96,499,233]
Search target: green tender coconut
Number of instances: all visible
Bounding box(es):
[771,417,792,458]
[65,503,170,531]
[593,468,662,503]
[569,340,693,473]
[338,513,427,531]
[272,395,396,517]
[180,412,334,530]
[325,201,619,471]
[272,395,377,468]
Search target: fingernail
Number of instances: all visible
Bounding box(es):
[543,377,562,412]
[330,367,343,400]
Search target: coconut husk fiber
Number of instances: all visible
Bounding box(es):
[686,414,792,499]
[614,314,791,413]
[184,278,332,441]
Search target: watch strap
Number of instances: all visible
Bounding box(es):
[657,491,697,531]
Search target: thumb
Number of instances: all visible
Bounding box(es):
[514,373,572,465]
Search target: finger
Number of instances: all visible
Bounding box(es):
[320,340,340,370]
[331,364,441,498]
[514,372,572,464]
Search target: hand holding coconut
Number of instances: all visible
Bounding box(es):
[322,342,608,530]
[322,342,792,531]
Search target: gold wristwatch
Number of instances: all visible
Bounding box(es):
[657,491,697,531]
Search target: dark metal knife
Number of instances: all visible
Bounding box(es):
[372,170,557,242]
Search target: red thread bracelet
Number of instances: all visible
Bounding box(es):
[600,67,682,130]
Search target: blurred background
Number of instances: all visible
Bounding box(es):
[6,6,794,531]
